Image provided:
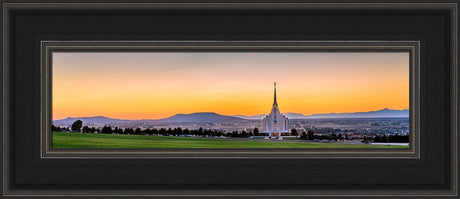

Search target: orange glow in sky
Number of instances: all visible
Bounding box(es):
[52,52,409,120]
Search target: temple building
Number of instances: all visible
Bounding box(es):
[262,82,290,139]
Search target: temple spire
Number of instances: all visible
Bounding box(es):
[273,82,278,106]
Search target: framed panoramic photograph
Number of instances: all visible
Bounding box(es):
[44,41,417,157]
[1,1,459,198]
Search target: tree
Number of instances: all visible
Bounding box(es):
[382,135,388,142]
[116,127,123,134]
[144,128,151,135]
[124,128,134,135]
[291,128,298,136]
[135,127,141,135]
[388,135,409,143]
[205,129,212,136]
[362,135,370,144]
[373,135,381,142]
[159,128,167,136]
[330,133,337,141]
[253,127,259,136]
[101,125,113,134]
[307,130,315,140]
[51,125,61,132]
[338,133,343,140]
[82,126,90,133]
[71,120,83,132]
[300,131,307,139]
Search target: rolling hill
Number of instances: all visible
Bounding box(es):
[155,112,247,123]
[53,112,247,126]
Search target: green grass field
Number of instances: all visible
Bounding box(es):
[52,132,409,149]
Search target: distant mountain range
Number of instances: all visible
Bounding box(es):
[297,108,408,119]
[155,112,246,123]
[52,116,129,126]
[232,108,409,119]
[232,114,267,120]
[53,109,409,127]
[53,112,246,127]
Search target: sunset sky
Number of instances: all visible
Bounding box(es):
[52,52,409,120]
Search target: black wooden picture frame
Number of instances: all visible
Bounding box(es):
[1,1,459,198]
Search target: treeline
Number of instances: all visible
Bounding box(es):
[53,124,228,137]
[51,125,70,132]
[53,120,271,138]
[100,126,228,137]
[229,129,253,137]
[373,134,410,143]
